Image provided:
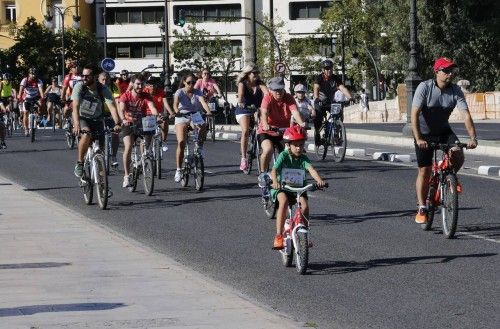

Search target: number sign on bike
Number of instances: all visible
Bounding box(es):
[281,168,305,187]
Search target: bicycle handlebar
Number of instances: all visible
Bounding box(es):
[427,142,469,150]
[282,182,329,193]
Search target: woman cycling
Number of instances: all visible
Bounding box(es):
[44,77,62,127]
[173,73,213,183]
[194,68,223,102]
[235,64,268,172]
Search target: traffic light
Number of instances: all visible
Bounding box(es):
[175,9,186,27]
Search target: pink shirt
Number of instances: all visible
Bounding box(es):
[194,78,217,99]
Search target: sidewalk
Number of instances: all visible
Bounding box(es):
[208,124,500,158]
[0,176,300,329]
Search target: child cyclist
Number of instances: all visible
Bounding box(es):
[270,125,327,250]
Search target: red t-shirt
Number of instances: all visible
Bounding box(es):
[144,87,165,115]
[258,93,297,134]
[119,90,152,123]
[116,78,130,95]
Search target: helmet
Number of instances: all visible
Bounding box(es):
[146,76,162,87]
[294,84,307,93]
[320,59,334,68]
[120,69,129,75]
[28,67,38,75]
[283,125,307,142]
[3,73,11,80]
[51,76,58,82]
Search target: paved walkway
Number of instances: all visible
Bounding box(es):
[0,176,300,329]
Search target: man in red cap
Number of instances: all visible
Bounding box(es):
[411,57,477,224]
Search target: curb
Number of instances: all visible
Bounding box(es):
[477,166,500,177]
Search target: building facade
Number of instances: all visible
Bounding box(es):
[95,0,333,78]
[0,0,94,49]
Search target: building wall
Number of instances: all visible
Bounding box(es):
[0,0,94,50]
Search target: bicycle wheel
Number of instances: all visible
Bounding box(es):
[331,119,347,162]
[441,173,459,238]
[104,134,111,175]
[314,125,326,161]
[281,234,293,267]
[128,167,138,192]
[264,197,276,219]
[422,183,436,231]
[94,154,108,210]
[30,115,36,143]
[51,108,56,132]
[244,130,255,175]
[66,130,75,149]
[154,139,162,179]
[6,119,12,137]
[209,116,216,142]
[295,230,309,275]
[143,157,155,196]
[181,163,189,187]
[82,161,93,205]
[194,155,204,191]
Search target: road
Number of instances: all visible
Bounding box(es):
[346,122,500,141]
[1,130,499,329]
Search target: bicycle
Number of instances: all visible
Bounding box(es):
[79,130,109,210]
[4,111,12,137]
[127,123,155,196]
[103,118,119,175]
[278,182,328,275]
[205,98,218,142]
[180,120,205,191]
[315,102,347,162]
[421,142,468,238]
[24,99,40,143]
[151,125,164,179]
[50,99,63,132]
[243,107,259,175]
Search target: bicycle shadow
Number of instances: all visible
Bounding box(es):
[312,209,416,225]
[307,253,497,275]
[458,223,500,240]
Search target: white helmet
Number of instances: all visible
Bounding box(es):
[294,84,307,93]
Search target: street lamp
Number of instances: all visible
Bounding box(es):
[402,0,421,136]
[44,5,80,83]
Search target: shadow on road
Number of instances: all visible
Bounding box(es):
[308,253,497,275]
[24,186,78,192]
[0,262,71,270]
[460,223,500,239]
[0,302,126,317]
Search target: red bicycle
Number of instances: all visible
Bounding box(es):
[280,183,328,275]
[422,142,467,238]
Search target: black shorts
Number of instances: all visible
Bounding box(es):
[80,117,105,147]
[257,133,285,152]
[1,97,10,106]
[47,94,61,104]
[414,130,460,167]
[274,190,309,205]
[120,124,155,139]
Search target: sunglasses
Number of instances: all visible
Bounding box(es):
[185,80,195,85]
[440,67,458,75]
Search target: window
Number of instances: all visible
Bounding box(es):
[112,43,162,59]
[289,1,332,20]
[173,4,242,23]
[5,3,16,23]
[108,7,163,25]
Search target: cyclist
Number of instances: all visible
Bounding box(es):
[411,57,477,224]
[72,65,121,179]
[118,73,158,188]
[0,73,16,114]
[270,125,327,250]
[145,76,175,152]
[194,68,223,101]
[172,72,213,183]
[116,69,132,96]
[259,76,306,175]
[313,59,352,145]
[61,62,82,128]
[0,100,6,148]
[18,68,44,137]
[44,77,62,127]
[235,64,268,172]
[293,83,315,126]
[98,72,121,167]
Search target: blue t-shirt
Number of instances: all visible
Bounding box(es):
[175,88,204,113]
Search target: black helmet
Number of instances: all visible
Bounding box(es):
[320,59,334,68]
[28,67,38,75]
[120,69,129,75]
[3,73,11,80]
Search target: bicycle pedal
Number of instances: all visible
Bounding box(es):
[79,178,88,187]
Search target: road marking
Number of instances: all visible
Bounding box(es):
[458,232,500,244]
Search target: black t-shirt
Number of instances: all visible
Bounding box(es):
[315,74,342,103]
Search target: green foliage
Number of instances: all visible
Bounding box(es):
[255,17,289,82]
[171,24,239,76]
[63,29,103,68]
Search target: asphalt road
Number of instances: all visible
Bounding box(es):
[346,122,500,141]
[1,130,499,329]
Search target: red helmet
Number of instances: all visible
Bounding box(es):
[283,125,307,142]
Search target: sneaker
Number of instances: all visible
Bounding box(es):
[415,207,428,224]
[240,158,248,171]
[74,162,84,178]
[111,156,118,167]
[122,175,131,188]
[0,141,6,149]
[162,144,168,152]
[174,169,182,183]
[273,234,284,250]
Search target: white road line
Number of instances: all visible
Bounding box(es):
[458,232,500,244]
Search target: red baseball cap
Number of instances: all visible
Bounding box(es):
[433,57,457,72]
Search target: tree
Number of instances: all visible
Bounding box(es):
[63,28,103,69]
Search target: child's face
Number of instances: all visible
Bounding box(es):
[288,140,305,156]
[296,91,305,100]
